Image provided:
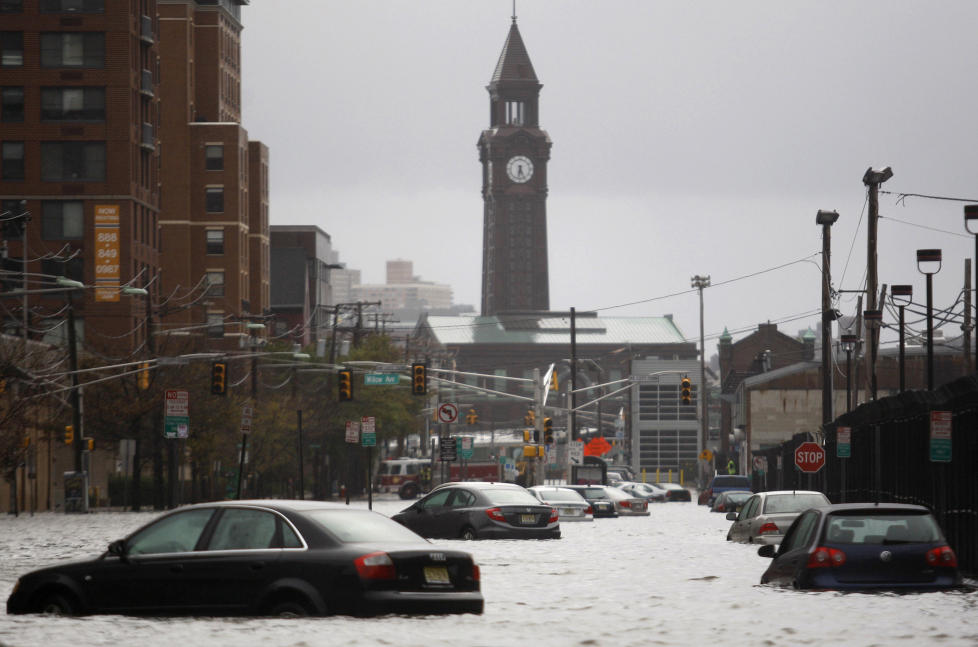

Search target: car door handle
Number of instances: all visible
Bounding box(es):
[250,561,266,571]
[170,564,184,573]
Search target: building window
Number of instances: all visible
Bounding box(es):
[206,229,224,254]
[505,100,524,126]
[41,201,84,240]
[1,87,23,121]
[206,312,225,338]
[205,187,224,212]
[1,142,24,180]
[0,32,23,67]
[41,87,105,121]
[0,1,22,14]
[205,270,225,297]
[40,142,105,181]
[205,144,223,170]
[40,32,104,68]
[40,0,104,12]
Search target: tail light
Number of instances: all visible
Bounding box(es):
[472,563,481,581]
[354,551,396,580]
[716,503,725,511]
[807,546,846,569]
[759,522,780,535]
[926,546,958,568]
[620,500,631,508]
[549,507,559,523]
[486,507,507,522]
[585,505,593,515]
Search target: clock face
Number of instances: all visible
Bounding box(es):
[506,156,534,183]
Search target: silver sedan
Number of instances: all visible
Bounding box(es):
[528,486,594,522]
[725,490,830,544]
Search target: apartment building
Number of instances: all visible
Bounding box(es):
[0,0,162,354]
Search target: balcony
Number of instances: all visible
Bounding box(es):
[140,122,154,151]
[140,69,153,97]
[140,14,154,44]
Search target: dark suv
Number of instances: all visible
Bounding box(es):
[698,474,752,506]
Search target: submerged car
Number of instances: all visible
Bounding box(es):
[711,490,752,514]
[528,486,593,522]
[562,484,619,518]
[758,503,962,591]
[619,481,667,503]
[698,474,753,506]
[657,482,692,502]
[726,490,830,544]
[6,500,483,617]
[392,482,560,540]
[604,486,650,516]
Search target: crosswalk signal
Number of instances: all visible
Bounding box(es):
[211,361,227,395]
[87,437,95,451]
[524,409,535,426]
[466,408,478,425]
[138,361,150,390]
[338,369,354,402]
[411,363,427,395]
[64,425,73,445]
[544,417,554,445]
[681,376,692,404]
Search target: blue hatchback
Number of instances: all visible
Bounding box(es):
[758,503,962,591]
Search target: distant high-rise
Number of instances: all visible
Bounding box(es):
[478,17,552,316]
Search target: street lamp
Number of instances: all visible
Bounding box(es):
[890,285,913,392]
[916,249,942,391]
[964,205,978,372]
[840,333,859,412]
[816,210,839,426]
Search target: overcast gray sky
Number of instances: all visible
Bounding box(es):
[241,1,978,352]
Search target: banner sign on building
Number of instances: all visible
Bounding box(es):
[94,205,121,302]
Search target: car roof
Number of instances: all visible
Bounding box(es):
[754,490,825,497]
[816,502,933,513]
[434,481,524,490]
[178,499,364,512]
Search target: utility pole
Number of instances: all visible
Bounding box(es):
[862,167,892,397]
[570,307,577,442]
[691,275,710,455]
[816,210,839,425]
[964,260,972,373]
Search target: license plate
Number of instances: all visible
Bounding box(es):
[423,566,450,585]
[560,508,577,516]
[520,514,536,524]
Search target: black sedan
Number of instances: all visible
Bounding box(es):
[758,503,962,591]
[392,482,560,540]
[7,500,483,617]
[561,484,619,518]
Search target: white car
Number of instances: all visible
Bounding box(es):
[726,490,830,544]
[528,486,594,522]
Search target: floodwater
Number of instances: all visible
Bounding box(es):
[1,497,976,647]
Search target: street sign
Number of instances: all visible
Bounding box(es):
[240,405,253,435]
[929,411,952,462]
[437,402,459,424]
[364,373,400,386]
[439,437,457,462]
[699,449,714,462]
[345,421,360,443]
[164,390,190,439]
[361,416,376,447]
[459,436,474,459]
[794,441,825,473]
[752,456,767,473]
[837,427,851,458]
[569,439,584,465]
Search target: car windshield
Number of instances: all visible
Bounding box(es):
[823,512,943,545]
[573,487,607,500]
[660,483,683,490]
[762,493,828,514]
[603,488,629,501]
[484,489,542,505]
[535,489,584,503]
[306,509,425,543]
[726,492,752,504]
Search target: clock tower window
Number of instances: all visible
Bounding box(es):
[505,100,524,126]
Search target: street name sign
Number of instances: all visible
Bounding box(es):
[929,411,952,462]
[794,441,825,473]
[364,373,400,386]
[836,427,851,458]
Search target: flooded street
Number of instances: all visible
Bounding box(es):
[1,498,976,647]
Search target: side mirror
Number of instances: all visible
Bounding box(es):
[725,512,738,521]
[108,539,129,562]
[757,544,776,558]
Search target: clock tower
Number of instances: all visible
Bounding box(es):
[479,17,552,316]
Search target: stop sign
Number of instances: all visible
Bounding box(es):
[794,441,825,473]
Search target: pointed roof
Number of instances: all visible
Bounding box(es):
[490,20,538,84]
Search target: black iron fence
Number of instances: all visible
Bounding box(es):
[750,375,978,576]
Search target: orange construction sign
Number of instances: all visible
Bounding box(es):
[583,436,613,457]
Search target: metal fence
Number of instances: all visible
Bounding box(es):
[750,375,978,576]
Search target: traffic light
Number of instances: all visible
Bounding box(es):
[544,417,554,445]
[137,361,150,390]
[550,373,559,392]
[524,409,535,426]
[338,369,354,402]
[466,408,478,425]
[523,429,532,443]
[411,363,427,395]
[64,425,73,445]
[211,361,227,396]
[681,376,692,404]
[87,438,95,451]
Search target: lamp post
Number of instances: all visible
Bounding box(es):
[237,322,266,499]
[890,285,913,392]
[916,250,942,391]
[816,210,839,426]
[840,334,859,412]
[863,310,882,401]
[691,275,710,457]
[964,206,978,372]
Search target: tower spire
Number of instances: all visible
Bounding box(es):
[512,1,516,23]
